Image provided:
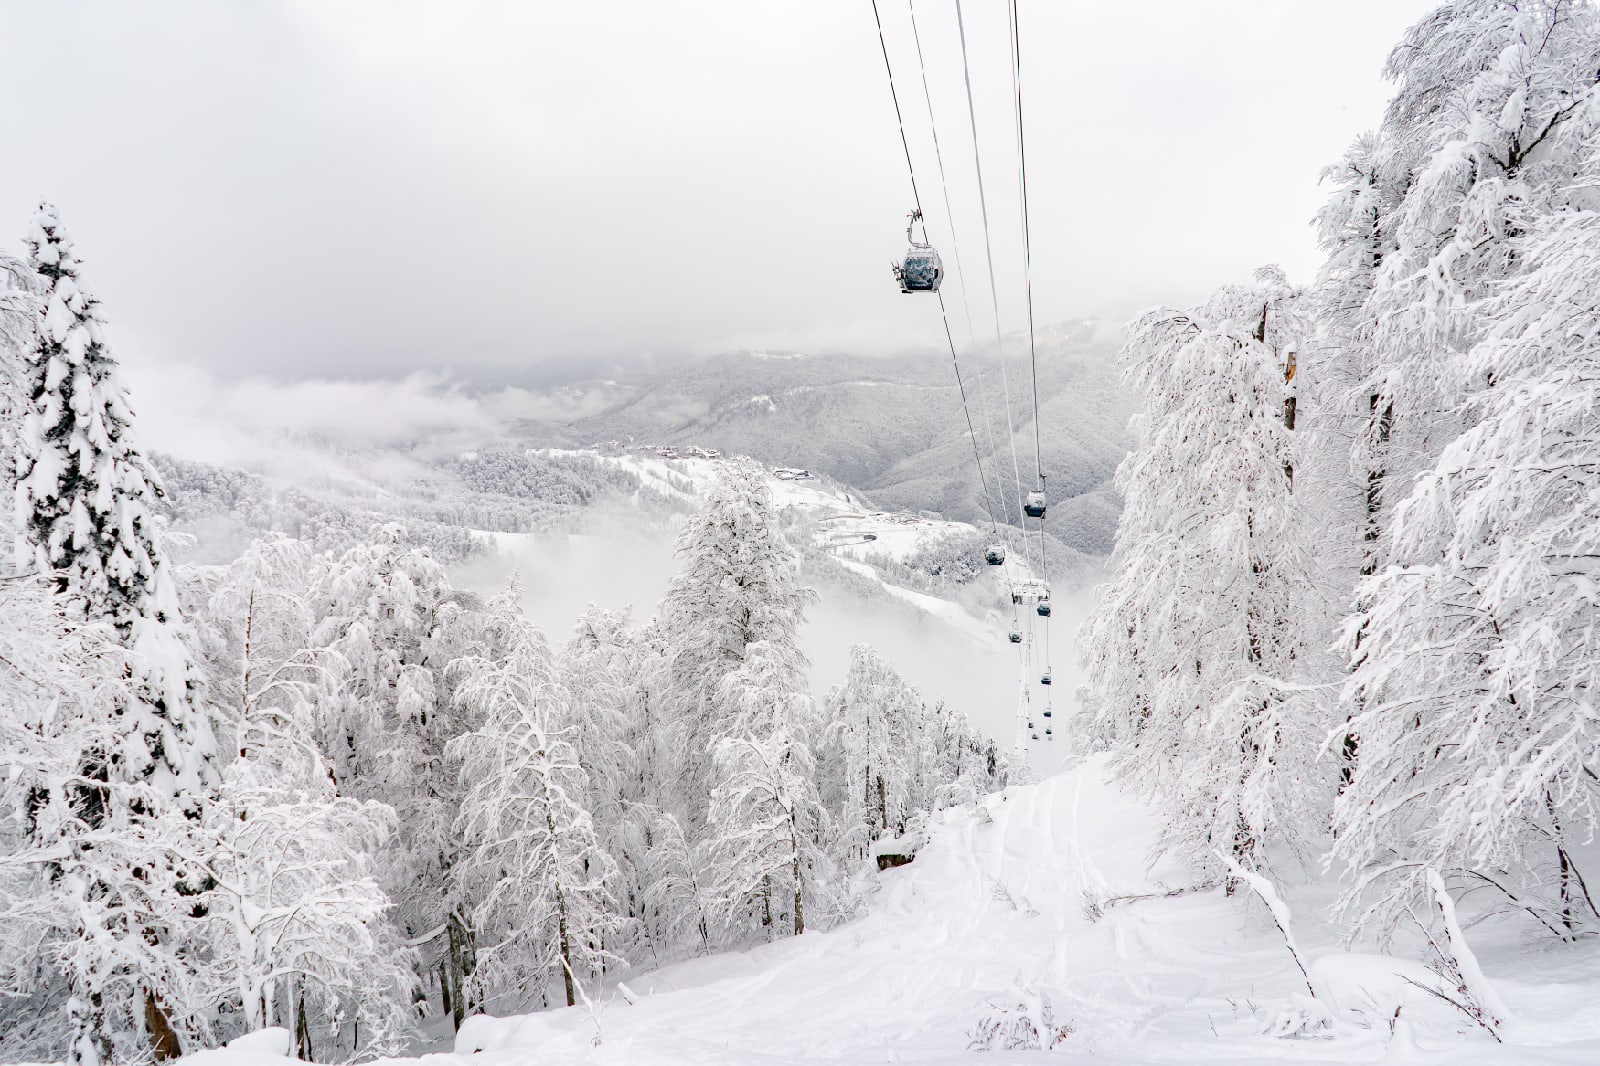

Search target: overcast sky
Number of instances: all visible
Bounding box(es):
[0,0,1436,388]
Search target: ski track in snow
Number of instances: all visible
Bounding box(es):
[181,759,1600,1066]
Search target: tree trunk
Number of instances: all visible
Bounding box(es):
[294,984,313,1062]
[558,902,577,1008]
[1339,395,1395,794]
[145,991,182,1061]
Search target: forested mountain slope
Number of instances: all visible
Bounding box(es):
[541,324,1130,553]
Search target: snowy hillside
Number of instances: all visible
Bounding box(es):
[546,340,1132,552]
[193,757,1600,1065]
[459,447,1076,769]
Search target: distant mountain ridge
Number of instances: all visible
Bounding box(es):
[519,325,1132,556]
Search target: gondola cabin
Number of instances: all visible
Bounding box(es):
[1023,491,1047,519]
[1008,629,1022,644]
[1040,674,1051,686]
[985,544,1007,566]
[892,210,943,293]
[1037,602,1052,617]
[895,246,943,293]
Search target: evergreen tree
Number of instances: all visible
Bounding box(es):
[7,203,218,1062]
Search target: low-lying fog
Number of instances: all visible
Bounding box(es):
[452,506,1085,776]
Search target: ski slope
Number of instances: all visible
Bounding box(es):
[465,448,1065,769]
[189,756,1600,1066]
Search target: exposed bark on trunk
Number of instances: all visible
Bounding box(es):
[145,992,182,1061]
[294,985,313,1062]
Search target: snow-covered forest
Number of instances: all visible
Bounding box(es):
[7,1,1600,1064]
[0,201,1007,1061]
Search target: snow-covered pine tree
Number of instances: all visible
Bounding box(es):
[448,581,623,1011]
[703,639,834,943]
[656,464,817,834]
[7,203,219,1062]
[1335,80,1600,938]
[1080,268,1325,877]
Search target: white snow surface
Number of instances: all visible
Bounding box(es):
[175,757,1600,1065]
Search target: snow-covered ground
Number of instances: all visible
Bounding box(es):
[190,756,1600,1066]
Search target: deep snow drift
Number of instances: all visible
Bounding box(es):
[187,758,1600,1066]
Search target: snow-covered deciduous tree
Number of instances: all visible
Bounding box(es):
[821,644,922,856]
[703,640,833,943]
[1322,0,1600,937]
[200,694,416,1060]
[1080,268,1327,877]
[309,528,480,1007]
[656,464,817,832]
[449,582,623,1011]
[1334,132,1600,938]
[0,577,131,1061]
[183,534,418,1057]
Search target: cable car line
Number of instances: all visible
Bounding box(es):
[908,0,976,347]
[1007,0,1045,491]
[954,0,1033,576]
[870,0,1006,550]
[902,0,1014,562]
[872,0,1044,750]
[1005,0,1053,712]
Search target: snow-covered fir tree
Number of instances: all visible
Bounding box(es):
[1080,267,1326,877]
[5,203,219,1062]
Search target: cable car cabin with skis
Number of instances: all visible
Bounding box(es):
[892,210,943,293]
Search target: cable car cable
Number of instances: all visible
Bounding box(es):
[1005,0,1053,701]
[908,0,977,347]
[903,0,1014,555]
[954,0,1033,572]
[870,0,1006,549]
[1007,0,1045,490]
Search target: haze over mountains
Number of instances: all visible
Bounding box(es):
[513,321,1131,555]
